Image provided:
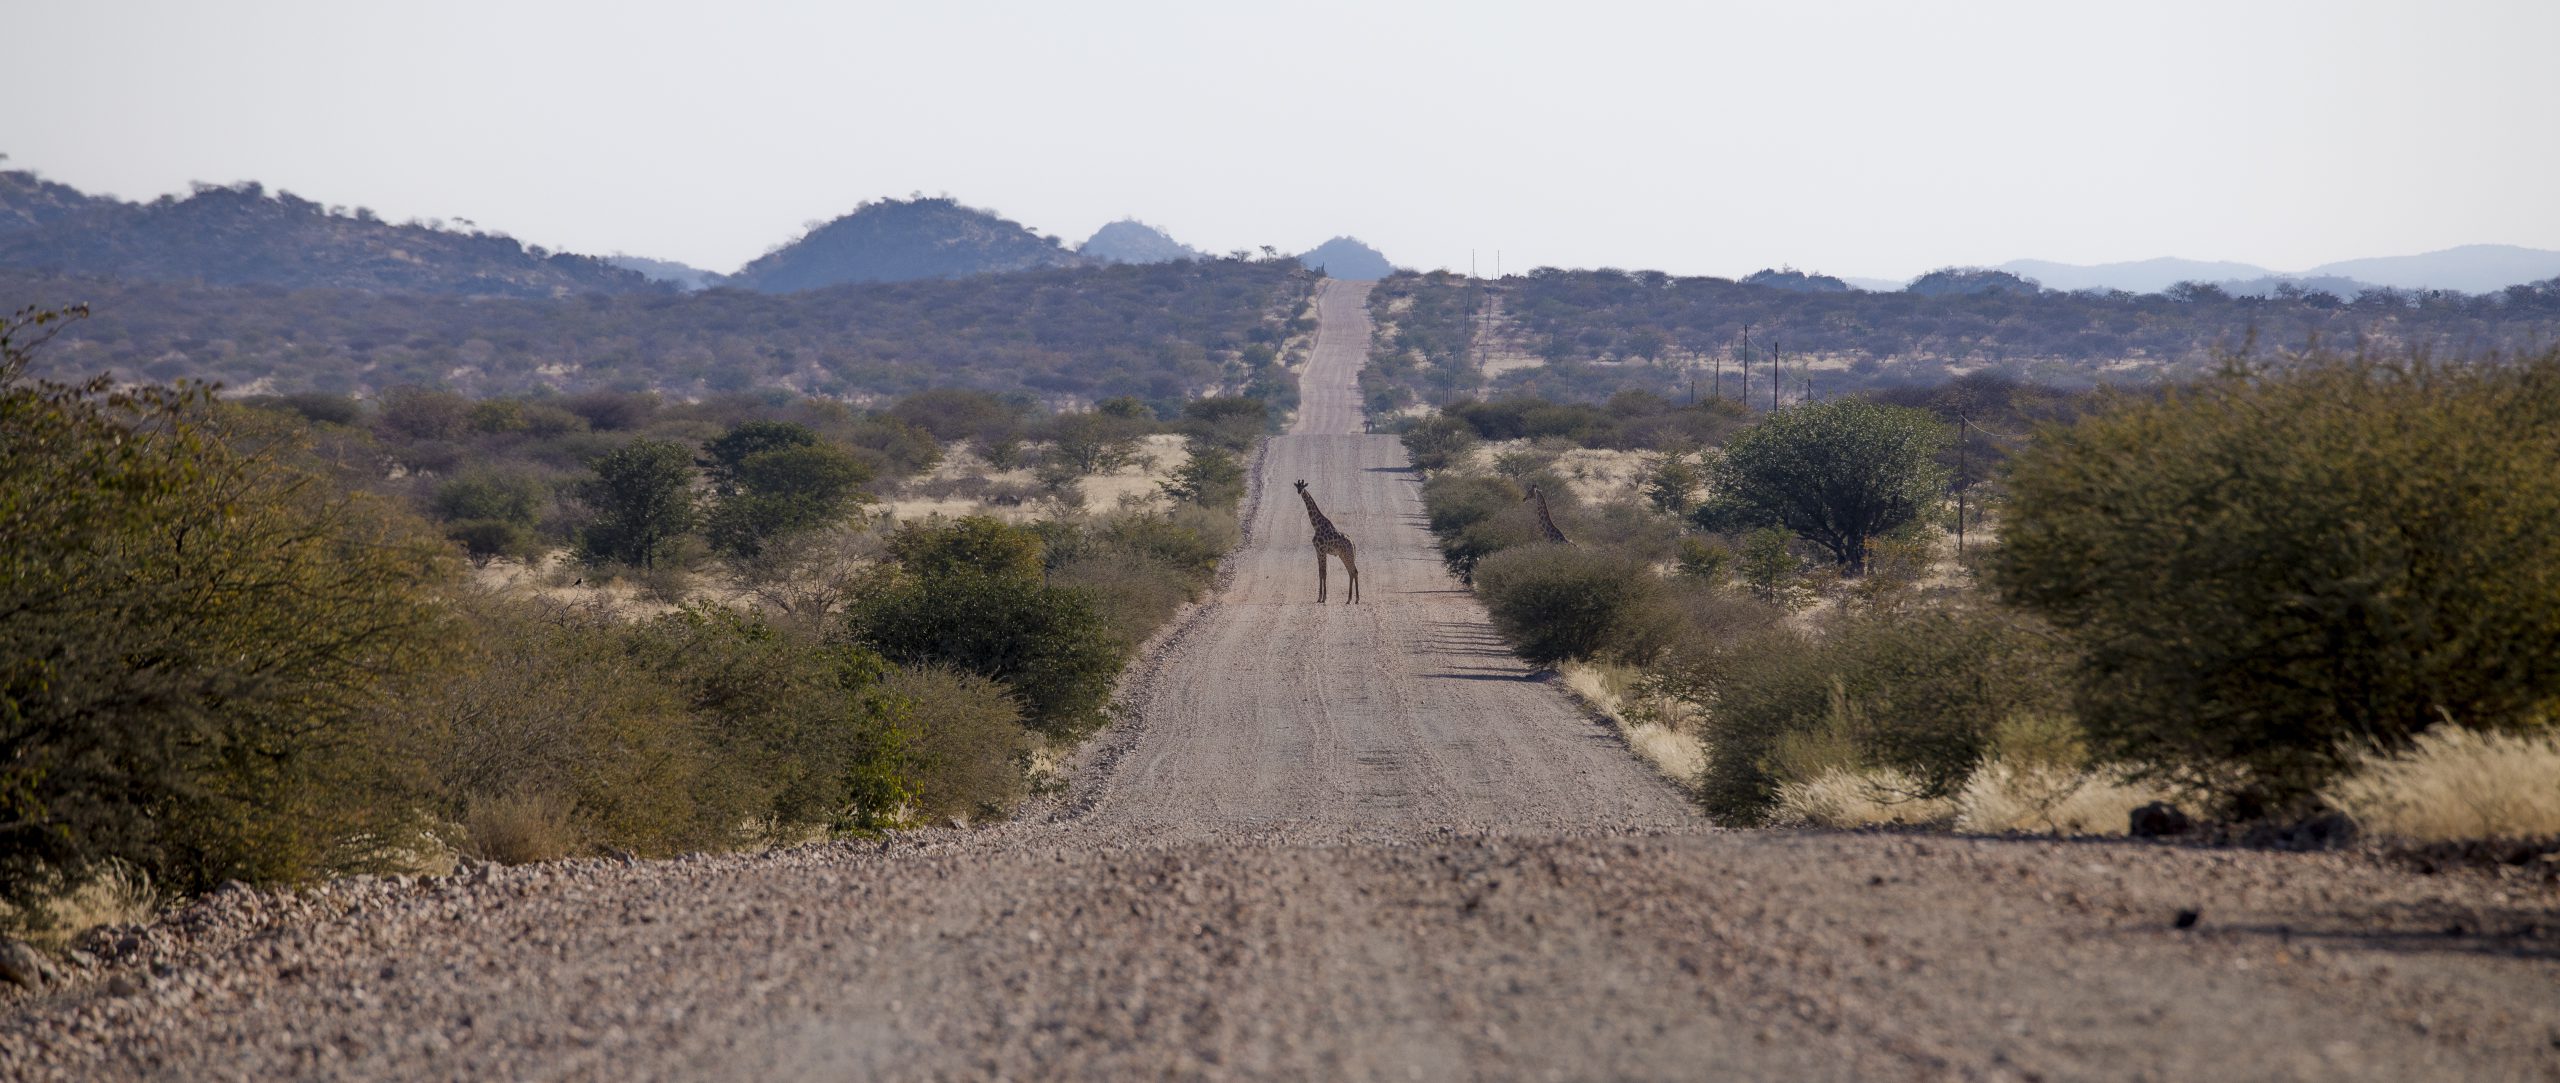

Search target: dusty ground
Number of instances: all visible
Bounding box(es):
[6,281,2556,1082]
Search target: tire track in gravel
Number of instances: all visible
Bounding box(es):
[1064,279,1698,842]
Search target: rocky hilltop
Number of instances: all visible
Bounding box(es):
[728,197,1086,292]
[1297,236,1393,280]
[1079,219,1200,265]
[0,174,658,298]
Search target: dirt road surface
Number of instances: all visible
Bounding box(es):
[7,281,2556,1081]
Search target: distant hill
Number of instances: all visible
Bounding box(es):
[609,254,723,291]
[2212,275,2372,299]
[1742,268,1851,293]
[728,197,1086,292]
[0,175,659,297]
[1998,257,2272,294]
[0,170,109,236]
[1299,237,1393,280]
[2303,245,2560,294]
[1906,267,2041,297]
[1080,219,1200,264]
[1994,246,2560,296]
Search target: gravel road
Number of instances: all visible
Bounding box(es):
[7,280,2556,1081]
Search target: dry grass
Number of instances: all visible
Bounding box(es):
[1953,762,2167,836]
[2325,726,2560,842]
[11,863,163,950]
[1771,768,1957,829]
[1557,661,1707,789]
[460,791,583,865]
[1463,441,1654,506]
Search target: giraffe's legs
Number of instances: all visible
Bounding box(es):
[1315,547,1328,603]
[1341,549,1360,604]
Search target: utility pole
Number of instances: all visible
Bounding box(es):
[1955,414,1970,557]
[1738,324,1751,409]
[1771,341,1781,411]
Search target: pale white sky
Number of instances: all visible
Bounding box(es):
[6,0,2555,280]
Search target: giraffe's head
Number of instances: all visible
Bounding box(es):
[1525,483,1541,499]
[1293,479,1309,494]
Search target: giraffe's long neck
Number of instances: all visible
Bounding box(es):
[1534,488,1568,543]
[1300,490,1336,536]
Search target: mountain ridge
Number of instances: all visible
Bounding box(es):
[0,173,659,298]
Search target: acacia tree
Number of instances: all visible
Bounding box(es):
[577,439,699,568]
[1697,400,1948,573]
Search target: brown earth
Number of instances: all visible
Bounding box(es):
[5,281,2556,1082]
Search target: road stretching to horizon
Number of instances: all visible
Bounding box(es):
[6,280,2554,1082]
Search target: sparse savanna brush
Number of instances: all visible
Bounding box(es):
[1994,348,2560,816]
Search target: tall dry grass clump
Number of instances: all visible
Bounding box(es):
[1558,662,1706,786]
[1953,763,2164,836]
[460,791,583,865]
[1771,769,1956,829]
[2325,726,2560,842]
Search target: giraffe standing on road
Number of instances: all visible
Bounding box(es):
[1294,479,1360,604]
[1527,484,1571,545]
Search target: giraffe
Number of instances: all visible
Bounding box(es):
[1526,483,1571,545]
[1293,479,1360,604]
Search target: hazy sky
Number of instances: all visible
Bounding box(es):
[7,0,2556,280]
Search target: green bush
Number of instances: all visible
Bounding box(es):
[1698,399,1948,572]
[1994,350,2560,814]
[1421,473,1532,581]
[847,544,1126,738]
[1473,545,1681,668]
[1400,415,1478,471]
[4,310,455,918]
[414,598,916,854]
[444,518,543,562]
[432,469,546,526]
[1159,440,1245,506]
[886,665,1036,824]
[887,515,1046,580]
[576,438,700,569]
[1685,608,2076,825]
[705,442,874,560]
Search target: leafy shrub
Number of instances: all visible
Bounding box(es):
[415,597,915,854]
[1420,472,1531,580]
[1698,399,1948,572]
[889,388,1018,443]
[848,534,1126,738]
[1400,415,1477,471]
[1687,607,2073,825]
[705,442,873,560]
[1473,545,1681,668]
[1051,552,1192,652]
[432,469,545,526]
[1995,350,2560,815]
[377,385,471,441]
[886,515,1046,580]
[4,310,456,918]
[886,665,1036,824]
[444,518,543,562]
[575,438,699,568]
[1159,440,1244,506]
[1180,396,1271,450]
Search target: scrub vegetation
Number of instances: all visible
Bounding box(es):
[0,303,1269,937]
[1405,342,2560,840]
